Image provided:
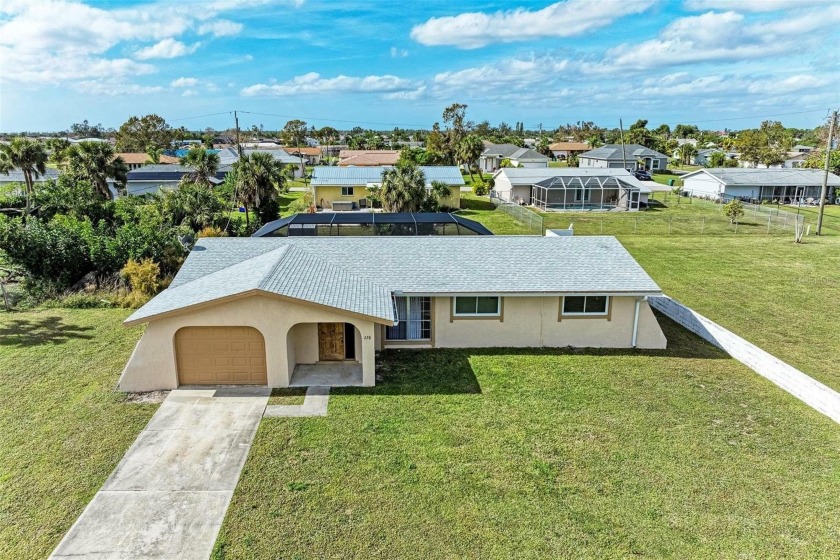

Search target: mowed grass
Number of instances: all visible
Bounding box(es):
[0,309,157,559]
[214,318,840,559]
[623,235,840,391]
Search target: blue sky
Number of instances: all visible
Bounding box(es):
[1,0,838,132]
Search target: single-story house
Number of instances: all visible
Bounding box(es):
[118,235,668,391]
[578,144,669,172]
[312,165,464,211]
[549,142,590,161]
[338,150,400,167]
[125,164,232,196]
[479,144,550,172]
[791,144,815,154]
[682,168,840,203]
[216,147,303,177]
[115,152,179,170]
[284,146,322,165]
[0,167,61,189]
[783,152,810,169]
[492,168,655,210]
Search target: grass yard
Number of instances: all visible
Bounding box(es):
[214,317,840,559]
[0,308,158,560]
[458,193,533,234]
[624,235,840,392]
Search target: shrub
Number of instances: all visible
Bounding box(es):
[43,292,116,309]
[722,199,745,224]
[198,226,228,238]
[120,258,160,297]
[472,182,489,196]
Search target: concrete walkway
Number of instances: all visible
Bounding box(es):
[264,386,330,418]
[651,295,840,424]
[51,387,270,560]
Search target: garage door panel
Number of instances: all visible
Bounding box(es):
[175,327,267,385]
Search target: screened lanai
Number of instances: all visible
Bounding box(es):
[531,175,642,212]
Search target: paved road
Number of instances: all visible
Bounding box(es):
[51,387,269,560]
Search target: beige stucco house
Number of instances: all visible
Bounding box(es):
[119,236,667,392]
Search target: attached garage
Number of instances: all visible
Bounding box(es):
[175,326,267,385]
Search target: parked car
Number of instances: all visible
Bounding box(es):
[633,169,652,181]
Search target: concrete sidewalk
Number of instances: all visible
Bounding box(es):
[51,387,269,560]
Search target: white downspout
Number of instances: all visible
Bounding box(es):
[631,298,642,348]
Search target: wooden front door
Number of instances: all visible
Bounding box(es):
[318,322,345,361]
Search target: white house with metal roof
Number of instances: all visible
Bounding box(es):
[479,143,550,172]
[311,165,464,211]
[682,168,840,203]
[492,168,655,210]
[0,167,61,191]
[125,164,233,196]
[119,236,667,392]
[578,144,669,172]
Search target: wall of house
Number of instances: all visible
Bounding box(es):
[315,185,461,210]
[511,159,548,168]
[119,294,378,392]
[430,296,666,349]
[126,181,180,196]
[683,175,724,199]
[579,157,609,168]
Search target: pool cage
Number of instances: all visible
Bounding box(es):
[531,176,641,212]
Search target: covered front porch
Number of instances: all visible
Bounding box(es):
[286,321,374,387]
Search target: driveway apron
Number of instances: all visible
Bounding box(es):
[51,387,269,560]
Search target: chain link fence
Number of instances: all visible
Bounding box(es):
[490,194,544,234]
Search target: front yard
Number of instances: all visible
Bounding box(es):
[0,309,158,560]
[214,317,840,559]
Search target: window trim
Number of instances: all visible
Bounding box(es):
[385,296,433,343]
[451,296,504,320]
[574,188,591,202]
[341,186,355,197]
[559,295,612,320]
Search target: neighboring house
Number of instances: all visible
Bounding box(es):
[125,164,231,196]
[479,143,550,172]
[0,167,61,191]
[682,168,840,203]
[115,152,179,170]
[118,235,668,391]
[675,138,698,147]
[337,150,401,166]
[492,168,656,210]
[783,152,810,169]
[578,144,669,172]
[692,149,719,166]
[312,165,464,211]
[549,142,589,161]
[216,147,303,177]
[252,212,492,237]
[791,144,814,153]
[283,146,322,165]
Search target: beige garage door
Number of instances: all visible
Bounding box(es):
[175,327,267,385]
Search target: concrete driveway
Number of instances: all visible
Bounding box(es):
[51,387,269,560]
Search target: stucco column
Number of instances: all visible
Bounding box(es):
[359,322,377,386]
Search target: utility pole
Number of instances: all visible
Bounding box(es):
[816,110,837,236]
[619,119,628,170]
[233,110,243,159]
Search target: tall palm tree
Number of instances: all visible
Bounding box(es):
[586,135,602,149]
[235,151,286,227]
[381,164,427,213]
[0,137,48,219]
[179,147,220,187]
[67,141,128,199]
[457,134,484,182]
[146,145,163,164]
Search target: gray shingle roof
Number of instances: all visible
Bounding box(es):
[580,144,668,161]
[481,143,549,161]
[494,167,652,193]
[311,166,465,186]
[684,168,840,187]
[127,236,661,325]
[217,147,301,165]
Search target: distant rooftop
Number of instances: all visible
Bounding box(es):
[312,166,465,186]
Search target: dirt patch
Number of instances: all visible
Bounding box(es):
[123,390,170,404]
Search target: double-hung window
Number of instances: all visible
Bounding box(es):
[341,186,354,197]
[453,296,501,317]
[562,295,609,317]
[387,297,431,340]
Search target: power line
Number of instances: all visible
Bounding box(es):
[237,110,428,129]
[168,111,233,123]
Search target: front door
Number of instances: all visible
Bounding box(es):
[318,322,345,361]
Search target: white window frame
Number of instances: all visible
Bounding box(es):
[341,186,355,197]
[386,296,432,341]
[562,295,610,316]
[651,158,660,169]
[453,296,501,317]
[574,188,591,202]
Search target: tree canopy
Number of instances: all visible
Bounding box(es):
[115,114,177,152]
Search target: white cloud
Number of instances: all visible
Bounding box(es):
[683,0,829,12]
[241,72,416,96]
[198,19,243,37]
[135,38,201,60]
[410,0,655,49]
[170,77,200,88]
[72,80,165,96]
[382,86,427,100]
[390,47,408,58]
[181,89,199,97]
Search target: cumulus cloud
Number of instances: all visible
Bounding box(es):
[170,77,200,88]
[683,0,829,12]
[72,80,166,96]
[198,19,243,37]
[240,72,416,96]
[410,0,655,49]
[135,38,201,60]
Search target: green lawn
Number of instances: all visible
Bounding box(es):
[458,193,533,234]
[0,309,158,560]
[214,317,840,559]
[624,235,840,392]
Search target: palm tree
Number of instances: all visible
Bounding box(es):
[146,146,163,164]
[46,138,73,169]
[586,135,602,149]
[457,135,484,182]
[159,183,225,232]
[381,164,427,212]
[0,137,48,219]
[235,151,286,227]
[677,143,697,166]
[179,147,220,187]
[66,141,128,199]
